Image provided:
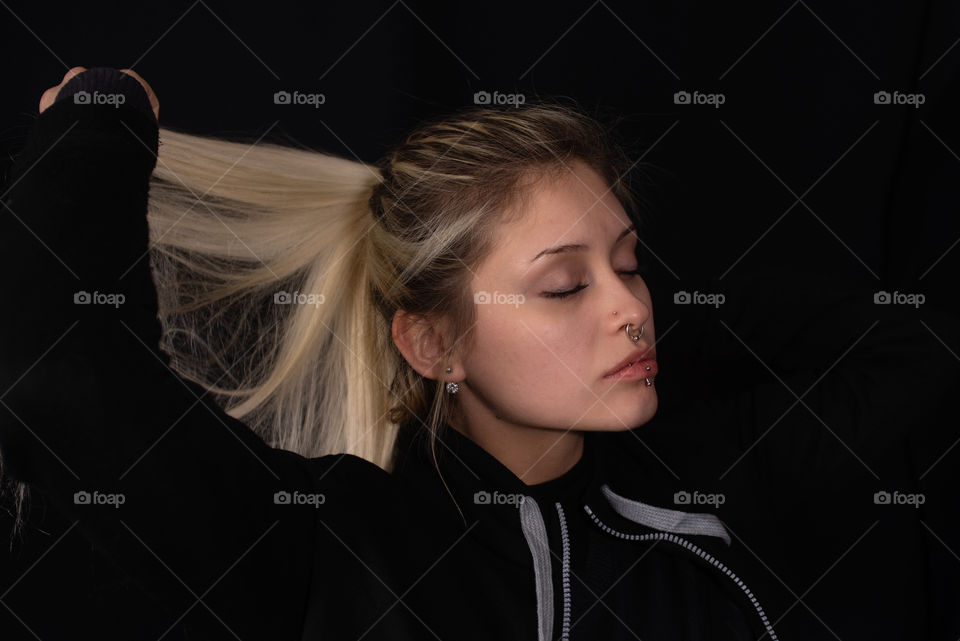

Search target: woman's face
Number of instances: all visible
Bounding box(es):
[459,158,657,434]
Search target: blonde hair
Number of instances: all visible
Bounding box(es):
[2,98,649,542]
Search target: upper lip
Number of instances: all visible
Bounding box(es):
[604,344,657,377]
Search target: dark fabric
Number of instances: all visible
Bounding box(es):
[1,67,957,640]
[389,421,762,640]
[52,66,155,123]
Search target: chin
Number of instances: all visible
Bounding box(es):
[580,393,658,432]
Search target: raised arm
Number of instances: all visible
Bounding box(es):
[0,68,332,640]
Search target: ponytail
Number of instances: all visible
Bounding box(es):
[148,127,401,469]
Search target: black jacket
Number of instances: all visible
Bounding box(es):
[1,68,957,640]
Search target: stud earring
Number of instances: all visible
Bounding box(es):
[444,366,459,394]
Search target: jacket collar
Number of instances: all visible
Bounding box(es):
[391,422,773,641]
[581,428,734,548]
[390,422,733,564]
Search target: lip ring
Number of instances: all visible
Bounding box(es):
[605,344,657,378]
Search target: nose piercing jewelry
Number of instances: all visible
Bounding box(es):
[624,323,654,386]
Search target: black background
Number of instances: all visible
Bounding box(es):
[2,1,959,639]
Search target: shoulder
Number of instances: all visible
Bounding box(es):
[298,451,400,509]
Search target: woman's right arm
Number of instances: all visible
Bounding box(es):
[0,68,342,640]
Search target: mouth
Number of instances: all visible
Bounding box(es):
[604,345,658,379]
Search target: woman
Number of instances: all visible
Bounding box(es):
[1,67,951,640]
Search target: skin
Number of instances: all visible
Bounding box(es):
[394,159,657,485]
[40,68,650,485]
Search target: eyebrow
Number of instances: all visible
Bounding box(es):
[529,223,637,263]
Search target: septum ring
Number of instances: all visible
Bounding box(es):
[625,322,644,342]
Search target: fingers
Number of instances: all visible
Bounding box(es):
[118,68,160,120]
[62,66,87,84]
[38,86,58,113]
[39,66,87,114]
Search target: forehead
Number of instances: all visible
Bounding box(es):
[501,161,631,251]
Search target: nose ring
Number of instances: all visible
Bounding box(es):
[625,323,643,342]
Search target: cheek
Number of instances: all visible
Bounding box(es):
[471,304,598,403]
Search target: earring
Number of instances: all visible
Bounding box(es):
[444,366,459,394]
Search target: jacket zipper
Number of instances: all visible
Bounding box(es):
[554,503,572,641]
[584,505,779,641]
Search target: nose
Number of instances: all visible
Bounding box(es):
[614,311,650,338]
[609,274,651,331]
[612,303,652,338]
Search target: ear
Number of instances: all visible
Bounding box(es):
[392,309,460,381]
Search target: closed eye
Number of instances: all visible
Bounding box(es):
[544,268,645,300]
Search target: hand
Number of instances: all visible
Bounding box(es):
[39,66,160,121]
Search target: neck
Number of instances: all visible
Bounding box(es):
[450,418,584,486]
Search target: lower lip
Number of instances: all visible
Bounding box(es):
[605,359,658,380]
